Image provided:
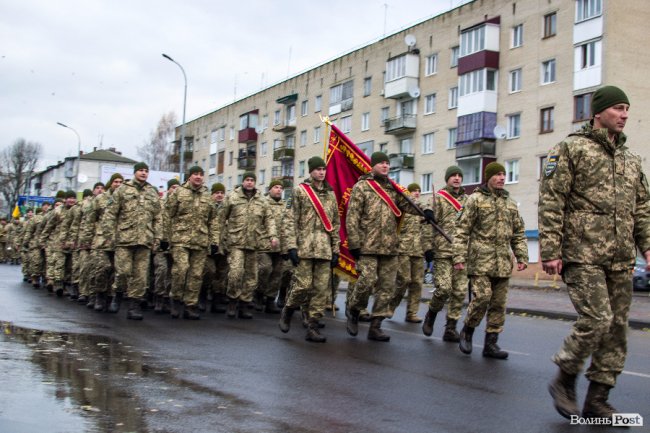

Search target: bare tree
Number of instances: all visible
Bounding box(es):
[0,138,41,213]
[137,112,177,171]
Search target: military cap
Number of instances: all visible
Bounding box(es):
[82,189,93,198]
[591,85,629,115]
[134,161,149,172]
[308,156,326,172]
[269,179,284,189]
[188,165,204,176]
[64,190,77,199]
[211,183,225,193]
[55,190,66,199]
[242,171,256,181]
[167,178,180,189]
[445,166,463,182]
[93,182,105,189]
[370,151,390,167]
[108,173,124,186]
[407,183,421,192]
[484,162,506,182]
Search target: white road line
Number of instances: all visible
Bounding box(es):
[622,370,650,379]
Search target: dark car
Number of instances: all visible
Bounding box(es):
[633,257,650,291]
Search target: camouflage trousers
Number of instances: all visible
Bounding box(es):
[429,258,468,321]
[71,250,81,285]
[226,248,258,303]
[29,248,46,279]
[347,254,398,319]
[114,246,151,300]
[391,255,424,316]
[0,242,6,262]
[170,246,207,307]
[203,253,228,295]
[553,264,632,387]
[463,275,509,333]
[256,252,288,299]
[91,250,115,295]
[21,248,31,277]
[48,250,67,284]
[285,259,331,320]
[153,252,172,297]
[78,250,92,296]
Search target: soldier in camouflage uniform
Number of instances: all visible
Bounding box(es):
[104,162,163,320]
[6,217,23,265]
[201,182,229,313]
[41,191,77,296]
[164,166,218,320]
[279,157,340,342]
[453,162,528,359]
[422,166,469,342]
[390,183,431,323]
[213,172,278,319]
[346,152,433,342]
[152,178,179,314]
[63,191,82,299]
[76,183,104,306]
[0,218,7,263]
[540,86,650,420]
[20,209,34,282]
[24,202,51,288]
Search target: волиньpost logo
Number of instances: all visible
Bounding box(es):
[570,413,644,427]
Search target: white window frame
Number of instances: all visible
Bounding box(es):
[259,169,266,186]
[260,141,267,157]
[313,126,321,144]
[301,100,308,116]
[421,173,433,193]
[386,55,407,82]
[421,132,434,155]
[424,93,437,114]
[425,54,438,76]
[459,69,497,96]
[314,95,322,112]
[298,160,305,178]
[576,0,602,22]
[505,159,520,184]
[460,25,485,57]
[507,113,521,139]
[447,128,457,150]
[400,137,412,154]
[450,46,459,68]
[300,130,307,147]
[541,59,556,84]
[448,87,458,109]
[509,68,522,93]
[512,24,523,48]
[340,115,352,133]
[380,107,389,125]
[363,77,372,96]
[579,41,598,69]
[361,112,370,131]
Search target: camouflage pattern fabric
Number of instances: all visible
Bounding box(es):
[91,250,114,295]
[259,195,287,254]
[170,246,207,306]
[203,253,228,296]
[347,255,398,318]
[426,185,467,259]
[77,249,92,296]
[428,257,468,321]
[392,255,424,316]
[153,252,171,297]
[164,182,217,250]
[114,246,150,299]
[226,248,258,303]
[285,258,331,320]
[397,199,427,257]
[256,252,288,298]
[463,275,509,333]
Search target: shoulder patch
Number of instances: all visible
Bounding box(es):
[285,196,293,209]
[544,154,559,177]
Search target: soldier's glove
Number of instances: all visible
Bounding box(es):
[281,253,289,260]
[160,241,170,251]
[210,244,219,256]
[422,209,436,224]
[424,249,434,264]
[349,248,361,261]
[288,248,300,267]
[330,253,339,269]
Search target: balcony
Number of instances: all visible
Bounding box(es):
[384,115,416,135]
[238,127,258,143]
[388,153,415,170]
[237,148,256,170]
[272,118,296,133]
[455,140,496,159]
[272,166,294,188]
[273,145,295,161]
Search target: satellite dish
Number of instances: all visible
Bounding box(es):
[408,87,421,98]
[255,125,263,133]
[493,125,507,139]
[404,34,417,48]
[77,173,88,183]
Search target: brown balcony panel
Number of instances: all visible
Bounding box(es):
[238,128,258,143]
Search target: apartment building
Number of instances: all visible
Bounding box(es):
[179,0,650,264]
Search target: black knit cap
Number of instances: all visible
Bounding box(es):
[308,156,326,172]
[211,183,225,193]
[55,190,66,199]
[134,162,149,172]
[370,151,390,167]
[591,85,630,115]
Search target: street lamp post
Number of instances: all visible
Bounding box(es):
[162,53,187,182]
[56,122,81,190]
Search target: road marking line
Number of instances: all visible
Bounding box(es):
[622,370,650,379]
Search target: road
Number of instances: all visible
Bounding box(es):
[0,264,648,433]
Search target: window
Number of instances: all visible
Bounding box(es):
[340,115,352,133]
[574,93,593,121]
[509,68,522,93]
[576,0,602,22]
[424,93,437,114]
[448,87,458,109]
[579,41,597,69]
[259,169,266,185]
[460,25,485,57]
[230,127,235,140]
[422,133,434,154]
[380,107,390,124]
[209,153,216,169]
[298,160,305,177]
[228,151,233,166]
[227,176,232,190]
[363,77,372,96]
[543,12,557,38]
[538,155,548,180]
[505,160,519,184]
[507,114,521,138]
[260,141,267,157]
[450,46,459,68]
[361,112,370,131]
[447,128,457,149]
[458,159,481,184]
[425,54,438,76]
[400,138,412,154]
[314,95,322,112]
[273,110,281,125]
[286,135,295,149]
[512,24,523,48]
[421,173,433,193]
[540,107,554,133]
[541,59,556,84]
[386,55,406,81]
[313,126,321,143]
[459,69,497,96]
[218,127,225,141]
[286,104,296,124]
[379,142,388,153]
[301,100,308,116]
[300,130,307,147]
[330,80,354,109]
[261,115,268,130]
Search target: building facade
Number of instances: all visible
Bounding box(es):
[179,0,650,265]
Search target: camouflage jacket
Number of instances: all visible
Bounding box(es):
[452,185,528,277]
[77,196,97,249]
[0,224,7,243]
[104,179,163,248]
[284,178,340,260]
[397,199,427,257]
[63,203,82,251]
[85,191,115,251]
[6,221,23,247]
[539,124,650,269]
[23,214,45,249]
[347,173,421,256]
[422,186,468,259]
[259,195,288,254]
[40,206,67,251]
[214,186,276,251]
[164,182,217,250]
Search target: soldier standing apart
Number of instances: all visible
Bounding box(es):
[214,172,278,319]
[164,166,218,320]
[422,166,469,341]
[346,151,433,342]
[279,157,340,342]
[152,178,179,314]
[453,162,528,359]
[540,86,650,420]
[390,183,431,323]
[104,162,163,320]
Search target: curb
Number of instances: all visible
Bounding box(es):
[506,307,650,331]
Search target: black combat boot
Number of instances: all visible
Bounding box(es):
[237,302,253,319]
[458,325,474,354]
[32,277,41,289]
[442,319,460,342]
[226,298,237,318]
[183,305,201,320]
[253,292,264,311]
[153,295,164,314]
[54,283,64,297]
[359,310,371,322]
[264,297,281,314]
[126,298,143,320]
[46,280,54,293]
[69,283,79,300]
[482,332,508,359]
[170,299,182,319]
[86,295,96,309]
[422,309,437,336]
[548,368,579,419]
[77,295,88,304]
[276,285,287,308]
[94,292,107,312]
[346,307,360,336]
[306,319,327,343]
[582,381,617,419]
[162,297,171,314]
[368,317,390,342]
[278,306,295,333]
[108,292,123,313]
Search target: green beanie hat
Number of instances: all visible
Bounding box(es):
[93,182,104,189]
[242,171,256,181]
[134,162,149,172]
[445,165,464,182]
[188,165,204,176]
[407,183,421,192]
[370,151,390,167]
[82,189,93,198]
[308,156,326,172]
[108,173,124,187]
[591,85,629,115]
[35,208,43,214]
[268,179,284,189]
[167,178,180,189]
[55,190,66,199]
[211,182,225,193]
[484,162,506,182]
[55,198,64,204]
[64,190,77,199]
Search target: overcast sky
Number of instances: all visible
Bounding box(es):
[1,0,467,169]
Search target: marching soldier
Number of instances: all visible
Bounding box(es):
[152,178,179,314]
[76,182,104,306]
[41,191,76,296]
[0,218,7,263]
[201,182,229,313]
[24,202,51,288]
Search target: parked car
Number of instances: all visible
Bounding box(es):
[633,257,650,291]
